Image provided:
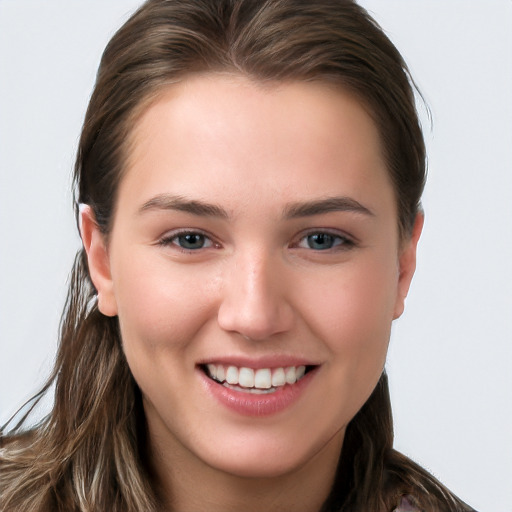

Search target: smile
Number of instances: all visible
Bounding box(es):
[199,361,318,416]
[203,364,311,394]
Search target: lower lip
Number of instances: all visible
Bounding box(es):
[199,367,317,417]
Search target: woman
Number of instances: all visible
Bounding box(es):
[0,1,477,511]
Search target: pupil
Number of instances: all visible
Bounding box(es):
[179,234,204,249]
[308,233,333,250]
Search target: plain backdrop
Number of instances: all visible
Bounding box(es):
[1,1,511,511]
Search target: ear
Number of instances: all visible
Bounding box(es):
[79,205,118,317]
[393,213,424,319]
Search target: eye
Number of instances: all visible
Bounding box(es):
[296,231,352,251]
[159,231,215,251]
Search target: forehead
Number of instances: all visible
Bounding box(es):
[119,74,394,218]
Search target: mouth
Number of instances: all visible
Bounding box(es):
[200,363,316,395]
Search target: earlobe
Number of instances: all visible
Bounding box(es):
[393,213,424,319]
[79,204,118,317]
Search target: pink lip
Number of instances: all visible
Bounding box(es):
[197,355,317,369]
[198,365,318,417]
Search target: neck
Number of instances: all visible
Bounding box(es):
[147,427,344,512]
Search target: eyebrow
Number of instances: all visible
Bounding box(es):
[138,194,374,219]
[283,196,374,219]
[139,194,229,218]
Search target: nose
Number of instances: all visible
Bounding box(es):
[217,249,294,341]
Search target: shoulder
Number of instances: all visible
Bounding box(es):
[1,429,55,512]
[0,429,37,455]
[394,495,420,512]
[394,495,479,512]
[0,429,39,488]
[386,450,477,512]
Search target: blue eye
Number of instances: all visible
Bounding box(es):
[298,232,350,251]
[160,231,214,250]
[176,233,208,249]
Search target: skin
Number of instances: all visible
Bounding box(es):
[81,74,422,512]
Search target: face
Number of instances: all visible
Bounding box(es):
[83,74,420,480]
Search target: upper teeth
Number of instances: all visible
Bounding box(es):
[206,364,306,389]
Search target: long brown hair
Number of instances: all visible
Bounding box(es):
[1,1,472,511]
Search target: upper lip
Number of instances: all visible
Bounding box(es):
[196,355,320,369]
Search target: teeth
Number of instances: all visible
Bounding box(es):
[285,366,297,384]
[205,364,309,390]
[254,368,272,389]
[238,367,255,388]
[226,366,239,385]
[271,367,286,387]
[207,364,217,379]
[216,365,225,382]
[224,382,276,394]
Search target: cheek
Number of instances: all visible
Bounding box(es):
[307,256,399,420]
[111,253,220,358]
[300,254,399,359]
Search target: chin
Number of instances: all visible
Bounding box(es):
[208,453,307,480]
[198,430,341,480]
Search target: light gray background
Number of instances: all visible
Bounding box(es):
[1,2,511,511]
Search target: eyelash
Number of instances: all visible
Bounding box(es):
[157,229,355,253]
[158,230,217,253]
[293,230,355,252]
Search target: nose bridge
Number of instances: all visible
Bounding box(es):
[217,245,292,340]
